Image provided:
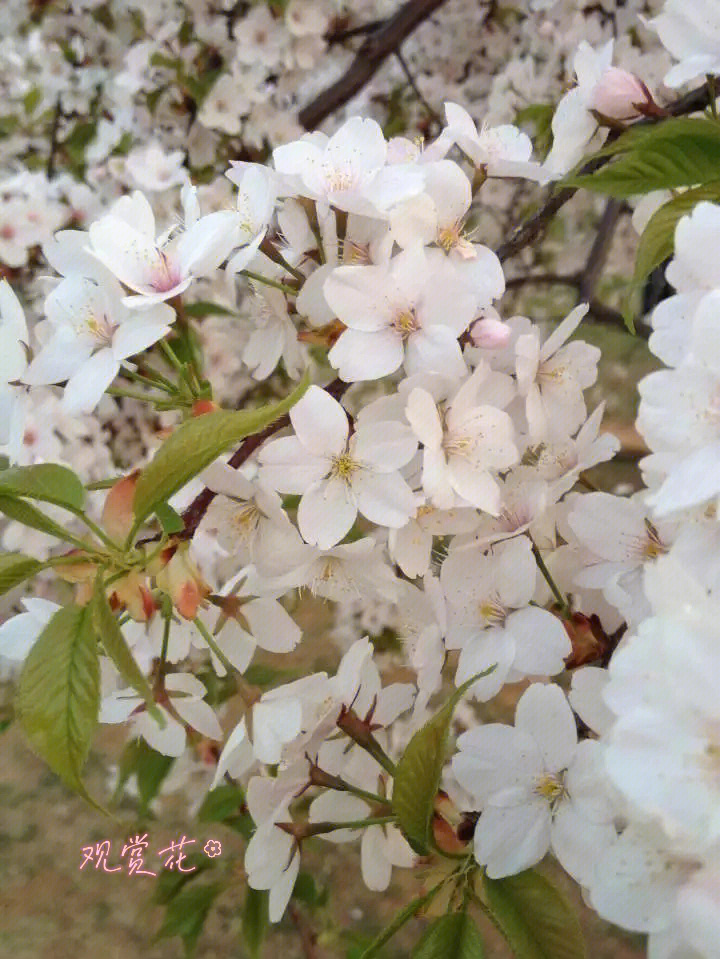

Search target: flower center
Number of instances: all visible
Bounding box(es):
[478,598,506,627]
[231,502,260,540]
[85,312,117,345]
[533,772,566,806]
[323,166,360,194]
[330,452,360,482]
[392,308,420,339]
[150,249,182,292]
[641,519,667,560]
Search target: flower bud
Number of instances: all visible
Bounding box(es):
[191,399,219,417]
[470,314,511,349]
[155,543,210,620]
[110,571,156,622]
[590,68,651,121]
[102,471,139,543]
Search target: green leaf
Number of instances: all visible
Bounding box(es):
[0,463,85,509]
[242,887,269,959]
[15,604,100,804]
[633,183,720,286]
[131,372,311,535]
[565,118,720,197]
[515,103,555,160]
[393,670,495,855]
[414,912,486,959]
[197,783,246,823]
[360,884,445,959]
[154,501,185,535]
[480,869,586,959]
[115,738,174,815]
[91,577,161,723]
[0,495,85,544]
[183,300,237,319]
[0,552,43,595]
[157,880,223,957]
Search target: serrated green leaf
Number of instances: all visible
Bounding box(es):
[15,604,100,805]
[393,670,495,855]
[480,869,586,959]
[0,552,43,595]
[154,501,185,534]
[414,912,486,959]
[157,880,223,957]
[91,576,161,723]
[242,887,269,959]
[197,783,245,823]
[131,371,311,536]
[0,463,85,509]
[565,118,720,197]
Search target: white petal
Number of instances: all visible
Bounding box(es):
[290,385,348,457]
[242,598,301,653]
[297,478,357,548]
[62,349,119,414]
[475,802,551,878]
[514,683,577,773]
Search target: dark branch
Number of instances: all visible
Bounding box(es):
[496,77,719,264]
[504,273,648,335]
[299,0,450,130]
[395,48,441,125]
[578,198,623,302]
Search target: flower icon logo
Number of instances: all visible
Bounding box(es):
[203,839,222,858]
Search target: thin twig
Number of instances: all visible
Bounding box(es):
[287,903,319,959]
[496,77,719,264]
[47,97,62,178]
[504,273,645,334]
[299,0,450,129]
[578,198,623,302]
[394,48,441,125]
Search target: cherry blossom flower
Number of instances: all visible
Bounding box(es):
[515,304,599,442]
[325,246,478,382]
[100,673,222,757]
[25,270,174,414]
[405,363,518,514]
[453,683,617,881]
[258,385,417,548]
[272,116,425,218]
[88,187,242,306]
[442,536,571,699]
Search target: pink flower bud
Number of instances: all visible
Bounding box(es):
[590,68,650,121]
[470,315,512,349]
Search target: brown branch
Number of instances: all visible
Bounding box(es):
[177,377,349,541]
[287,902,319,959]
[496,77,719,264]
[299,0,450,130]
[394,48,441,125]
[578,198,623,302]
[504,273,648,335]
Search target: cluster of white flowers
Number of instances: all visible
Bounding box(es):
[1,0,720,954]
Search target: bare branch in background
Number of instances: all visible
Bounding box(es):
[299,0,451,130]
[578,198,624,302]
[496,77,719,264]
[394,48,441,125]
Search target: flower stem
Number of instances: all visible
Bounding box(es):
[531,540,570,615]
[239,269,299,296]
